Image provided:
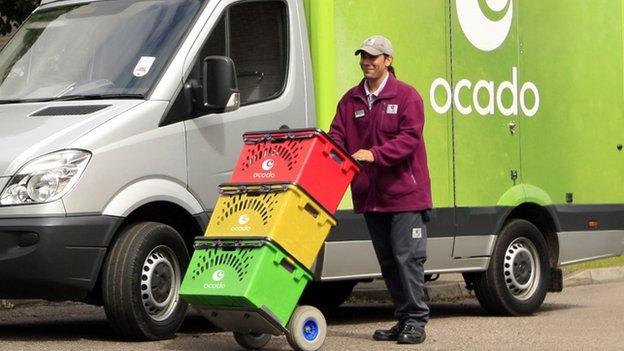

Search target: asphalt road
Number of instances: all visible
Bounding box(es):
[1,282,623,350]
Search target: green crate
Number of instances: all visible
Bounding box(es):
[180,239,312,327]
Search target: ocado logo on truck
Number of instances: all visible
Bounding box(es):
[430,0,540,117]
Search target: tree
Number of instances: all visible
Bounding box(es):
[0,0,40,35]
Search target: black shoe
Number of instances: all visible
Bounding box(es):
[397,323,426,344]
[373,322,403,341]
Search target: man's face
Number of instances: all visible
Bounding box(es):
[359,52,392,79]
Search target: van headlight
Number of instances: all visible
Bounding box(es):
[0,150,91,205]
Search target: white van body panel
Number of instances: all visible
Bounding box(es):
[63,101,189,215]
[0,101,143,177]
[101,178,203,217]
[0,200,66,218]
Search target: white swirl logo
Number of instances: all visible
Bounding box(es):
[456,0,513,51]
[212,270,225,282]
[261,159,275,171]
[238,214,250,225]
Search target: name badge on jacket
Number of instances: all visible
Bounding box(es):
[387,104,398,114]
[354,110,365,119]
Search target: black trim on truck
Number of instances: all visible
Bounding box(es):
[328,208,457,240]
[549,205,624,231]
[326,205,624,242]
[0,216,123,300]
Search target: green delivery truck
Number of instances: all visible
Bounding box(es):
[0,0,622,341]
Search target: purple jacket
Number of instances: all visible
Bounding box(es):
[328,74,432,213]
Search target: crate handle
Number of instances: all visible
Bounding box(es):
[220,184,287,195]
[329,150,345,166]
[304,203,319,219]
[292,267,305,282]
[274,251,296,267]
[321,139,346,165]
[195,240,263,250]
[244,132,316,144]
[297,197,319,219]
[279,257,296,274]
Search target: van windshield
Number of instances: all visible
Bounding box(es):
[0,0,202,103]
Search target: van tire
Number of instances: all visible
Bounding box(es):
[102,221,189,340]
[473,219,550,316]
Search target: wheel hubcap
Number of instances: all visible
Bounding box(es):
[141,245,181,321]
[503,237,541,300]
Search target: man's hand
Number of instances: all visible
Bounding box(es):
[352,149,374,163]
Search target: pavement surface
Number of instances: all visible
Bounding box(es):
[0,267,622,350]
[350,265,624,302]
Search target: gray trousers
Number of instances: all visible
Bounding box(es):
[364,211,429,328]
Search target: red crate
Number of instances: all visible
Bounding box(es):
[231,128,360,214]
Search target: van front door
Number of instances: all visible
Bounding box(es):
[185,0,307,209]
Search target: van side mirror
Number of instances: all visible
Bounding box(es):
[202,56,240,113]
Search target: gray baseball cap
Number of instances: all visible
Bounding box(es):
[355,35,394,56]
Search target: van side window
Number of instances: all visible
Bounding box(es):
[197,1,288,106]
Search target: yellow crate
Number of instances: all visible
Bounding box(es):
[206,184,337,269]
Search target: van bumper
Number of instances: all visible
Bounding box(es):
[0,215,122,300]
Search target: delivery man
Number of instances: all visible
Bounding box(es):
[328,35,433,345]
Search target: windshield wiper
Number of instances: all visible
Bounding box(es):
[0,94,145,104]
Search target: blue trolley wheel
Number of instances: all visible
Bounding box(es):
[286,305,327,351]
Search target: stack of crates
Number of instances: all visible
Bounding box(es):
[180,128,360,332]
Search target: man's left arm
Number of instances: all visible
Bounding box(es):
[369,90,424,167]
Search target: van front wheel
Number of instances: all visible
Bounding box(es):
[473,219,550,316]
[102,222,189,340]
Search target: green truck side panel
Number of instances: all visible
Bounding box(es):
[497,184,553,207]
[450,0,521,207]
[303,0,336,139]
[518,0,624,205]
[306,0,453,208]
[304,0,624,211]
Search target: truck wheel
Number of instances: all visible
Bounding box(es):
[102,222,189,340]
[233,332,271,350]
[473,219,550,316]
[299,281,357,311]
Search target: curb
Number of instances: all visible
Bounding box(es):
[563,266,624,287]
[350,266,624,303]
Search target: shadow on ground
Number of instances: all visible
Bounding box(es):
[0,298,581,344]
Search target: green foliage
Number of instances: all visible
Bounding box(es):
[0,1,40,35]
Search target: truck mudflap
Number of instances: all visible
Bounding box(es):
[549,267,563,293]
